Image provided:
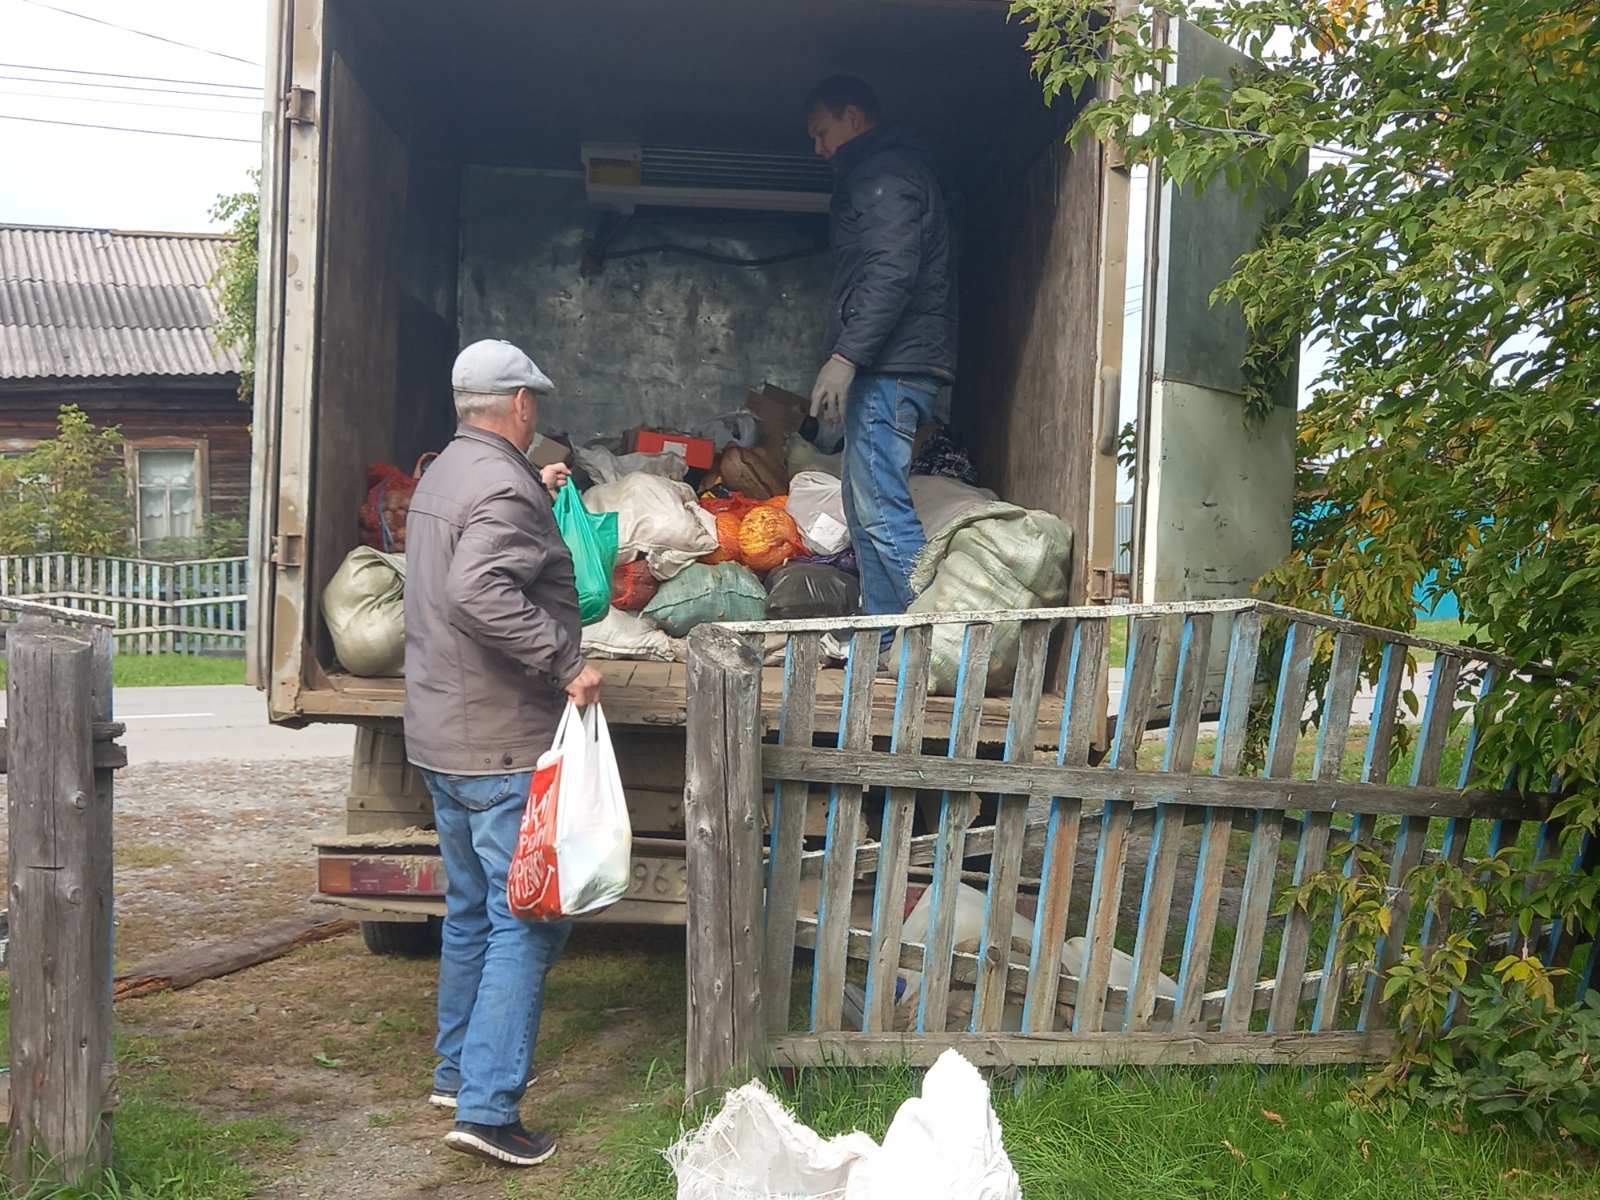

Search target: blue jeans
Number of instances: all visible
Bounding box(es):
[422,769,571,1127]
[842,372,940,646]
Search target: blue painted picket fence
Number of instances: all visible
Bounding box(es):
[689,599,1575,1073]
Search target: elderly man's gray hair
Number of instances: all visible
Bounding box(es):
[453,388,516,421]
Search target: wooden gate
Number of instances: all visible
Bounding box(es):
[682,600,1570,1098]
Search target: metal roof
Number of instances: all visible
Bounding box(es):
[0,224,243,382]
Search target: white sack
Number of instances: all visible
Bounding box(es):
[583,474,717,580]
[667,1078,878,1200]
[895,882,1175,1031]
[787,470,851,555]
[909,475,999,541]
[668,1051,1018,1200]
[575,443,690,485]
[580,607,680,662]
[847,1051,1021,1200]
[321,547,406,676]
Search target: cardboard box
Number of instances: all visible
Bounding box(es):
[526,432,573,468]
[627,428,716,470]
[745,383,810,456]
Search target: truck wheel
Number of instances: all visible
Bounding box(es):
[360,918,442,957]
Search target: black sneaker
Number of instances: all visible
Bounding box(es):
[445,1119,556,1167]
[429,1068,539,1111]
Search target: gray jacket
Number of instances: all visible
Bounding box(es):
[403,425,583,775]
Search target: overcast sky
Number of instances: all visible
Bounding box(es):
[0,0,266,231]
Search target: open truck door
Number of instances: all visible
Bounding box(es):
[1128,16,1300,705]
[249,0,443,722]
[246,0,326,718]
[1131,17,1298,608]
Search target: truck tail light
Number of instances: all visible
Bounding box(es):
[318,853,448,898]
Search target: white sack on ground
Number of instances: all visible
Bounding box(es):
[580,607,680,662]
[848,1051,1021,1200]
[666,1078,877,1200]
[583,474,717,580]
[666,1050,1019,1200]
[788,470,851,555]
[321,547,406,676]
[893,882,1176,1032]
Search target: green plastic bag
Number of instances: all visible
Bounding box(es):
[555,481,618,626]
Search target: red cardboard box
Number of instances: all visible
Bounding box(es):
[627,428,716,470]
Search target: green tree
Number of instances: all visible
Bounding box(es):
[1013,0,1600,1118]
[0,406,131,556]
[210,173,259,402]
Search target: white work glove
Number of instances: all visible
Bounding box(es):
[810,354,856,426]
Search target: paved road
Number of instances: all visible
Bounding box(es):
[0,685,355,765]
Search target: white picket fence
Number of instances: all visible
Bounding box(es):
[0,554,247,655]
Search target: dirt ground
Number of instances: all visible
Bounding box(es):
[0,758,686,1200]
[0,741,1286,1198]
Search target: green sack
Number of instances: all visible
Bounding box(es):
[643,562,767,638]
[555,481,618,626]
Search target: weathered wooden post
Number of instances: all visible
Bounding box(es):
[4,613,120,1186]
[683,625,766,1106]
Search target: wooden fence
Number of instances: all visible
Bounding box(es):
[682,600,1577,1097]
[0,554,246,655]
[1,597,123,1185]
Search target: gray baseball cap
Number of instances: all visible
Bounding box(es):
[451,338,555,395]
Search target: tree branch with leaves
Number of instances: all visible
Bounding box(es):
[1013,0,1600,1132]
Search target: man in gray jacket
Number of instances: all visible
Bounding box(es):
[403,338,603,1169]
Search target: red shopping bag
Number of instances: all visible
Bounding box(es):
[507,702,631,921]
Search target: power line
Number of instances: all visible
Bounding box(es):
[0,73,259,100]
[0,60,260,90]
[0,88,260,115]
[0,113,259,144]
[16,0,262,69]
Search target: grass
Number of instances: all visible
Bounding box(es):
[113,843,184,871]
[0,982,296,1200]
[567,1062,1600,1200]
[0,654,245,690]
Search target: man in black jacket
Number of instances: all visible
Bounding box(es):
[805,75,956,657]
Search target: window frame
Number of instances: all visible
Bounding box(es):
[125,437,209,554]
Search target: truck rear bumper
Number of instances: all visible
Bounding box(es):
[313,836,689,926]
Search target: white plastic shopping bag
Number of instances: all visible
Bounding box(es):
[507,701,632,920]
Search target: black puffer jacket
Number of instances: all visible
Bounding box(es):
[825,125,957,382]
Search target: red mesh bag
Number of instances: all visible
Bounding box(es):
[610,559,659,611]
[358,452,437,553]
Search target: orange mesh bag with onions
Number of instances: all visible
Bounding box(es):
[737,501,806,573]
[703,511,745,564]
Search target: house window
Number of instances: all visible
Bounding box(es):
[128,440,208,553]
